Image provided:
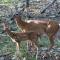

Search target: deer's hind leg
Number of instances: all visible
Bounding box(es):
[48,33,56,51]
[32,35,39,60]
[30,32,38,51]
[31,33,39,57]
[27,32,38,55]
[48,36,54,51]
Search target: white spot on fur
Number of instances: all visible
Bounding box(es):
[48,25,51,28]
[26,20,39,24]
[26,20,47,24]
[22,29,26,32]
[26,20,33,23]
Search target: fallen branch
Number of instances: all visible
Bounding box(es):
[41,0,57,14]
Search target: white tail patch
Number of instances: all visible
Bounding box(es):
[59,23,60,26]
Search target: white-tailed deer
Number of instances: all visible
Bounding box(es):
[2,21,39,55]
[11,14,60,51]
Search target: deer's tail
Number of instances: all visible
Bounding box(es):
[59,24,60,30]
[59,23,60,26]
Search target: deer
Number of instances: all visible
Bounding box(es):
[2,20,40,57]
[11,13,60,51]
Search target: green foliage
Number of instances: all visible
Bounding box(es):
[0,0,20,4]
[0,0,60,60]
[0,34,60,60]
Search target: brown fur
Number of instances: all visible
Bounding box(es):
[13,14,59,50]
[3,21,38,52]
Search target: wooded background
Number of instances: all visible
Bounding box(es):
[0,0,60,60]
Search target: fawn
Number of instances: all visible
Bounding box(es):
[2,20,39,54]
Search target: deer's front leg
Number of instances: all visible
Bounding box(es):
[16,42,20,54]
[15,42,23,60]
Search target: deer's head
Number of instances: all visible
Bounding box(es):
[2,20,10,33]
[11,13,21,20]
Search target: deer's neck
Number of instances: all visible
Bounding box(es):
[6,28,14,37]
[15,18,29,31]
